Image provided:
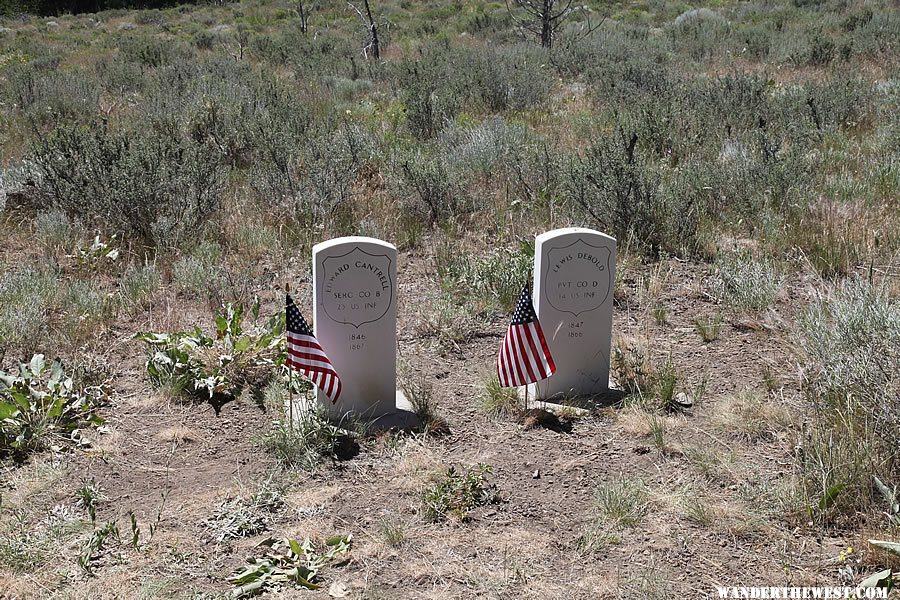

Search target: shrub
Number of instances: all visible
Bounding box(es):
[567,129,702,258]
[173,241,225,298]
[34,209,78,255]
[119,262,161,309]
[118,34,191,68]
[31,121,226,249]
[710,249,783,311]
[796,279,900,522]
[61,279,111,345]
[0,354,105,458]
[434,240,532,313]
[0,267,58,357]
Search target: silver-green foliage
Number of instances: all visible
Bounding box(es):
[119,262,161,308]
[0,267,58,355]
[797,279,900,517]
[711,249,783,311]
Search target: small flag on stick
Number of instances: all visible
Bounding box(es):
[286,294,342,404]
[497,284,556,388]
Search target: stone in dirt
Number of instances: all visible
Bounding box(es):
[529,227,617,400]
[312,236,412,423]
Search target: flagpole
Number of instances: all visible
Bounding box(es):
[286,283,294,430]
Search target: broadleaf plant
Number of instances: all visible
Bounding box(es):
[135,300,284,402]
[0,354,106,458]
[228,534,352,598]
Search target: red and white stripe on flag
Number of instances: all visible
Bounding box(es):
[286,294,342,403]
[496,285,556,388]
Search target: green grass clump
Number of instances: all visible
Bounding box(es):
[262,408,354,472]
[480,374,520,418]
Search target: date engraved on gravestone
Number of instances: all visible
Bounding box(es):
[544,239,612,316]
[321,247,393,328]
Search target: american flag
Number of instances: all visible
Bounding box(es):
[286,294,342,403]
[497,284,556,387]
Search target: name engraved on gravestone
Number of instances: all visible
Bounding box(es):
[321,247,393,329]
[545,238,612,317]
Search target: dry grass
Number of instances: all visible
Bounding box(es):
[710,391,795,441]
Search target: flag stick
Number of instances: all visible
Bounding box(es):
[286,283,294,430]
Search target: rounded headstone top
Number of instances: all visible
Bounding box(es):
[536,228,616,245]
[313,236,397,254]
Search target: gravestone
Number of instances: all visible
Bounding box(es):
[529,228,616,400]
[312,236,399,418]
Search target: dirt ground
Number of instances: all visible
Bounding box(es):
[1,248,862,600]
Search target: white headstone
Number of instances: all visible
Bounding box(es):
[530,228,616,399]
[312,236,398,418]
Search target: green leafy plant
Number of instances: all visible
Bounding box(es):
[78,520,120,576]
[0,354,106,458]
[135,301,283,402]
[228,535,352,598]
[76,480,104,525]
[421,464,499,522]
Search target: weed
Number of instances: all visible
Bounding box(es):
[0,354,106,458]
[651,303,668,325]
[711,249,782,312]
[694,313,724,342]
[71,234,120,271]
[204,476,284,543]
[78,520,120,575]
[611,336,654,395]
[379,517,405,548]
[136,301,283,402]
[262,409,353,472]
[480,374,520,418]
[434,240,532,313]
[415,292,482,348]
[421,464,499,522]
[399,373,447,434]
[228,535,352,597]
[75,480,104,525]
